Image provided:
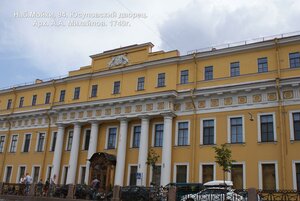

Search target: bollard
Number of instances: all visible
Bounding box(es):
[247,188,258,201]
[168,186,176,201]
[67,184,75,199]
[111,185,121,201]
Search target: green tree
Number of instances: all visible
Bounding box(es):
[146,148,160,185]
[213,143,235,184]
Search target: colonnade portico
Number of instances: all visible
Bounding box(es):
[51,112,175,186]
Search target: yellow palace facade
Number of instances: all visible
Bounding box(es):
[0,35,300,191]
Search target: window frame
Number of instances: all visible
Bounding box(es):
[22,133,32,153]
[200,118,216,145]
[130,124,141,148]
[50,131,57,152]
[0,135,6,153]
[258,161,279,190]
[152,122,164,147]
[180,70,189,84]
[289,110,300,141]
[9,134,19,153]
[31,165,41,183]
[61,165,69,185]
[82,129,91,151]
[19,97,24,108]
[289,52,300,68]
[257,57,268,73]
[45,92,51,104]
[149,163,161,186]
[175,120,190,146]
[105,126,118,149]
[32,95,37,106]
[227,115,245,144]
[7,99,12,110]
[3,165,13,182]
[257,113,277,143]
[137,77,145,91]
[157,73,166,87]
[173,163,189,183]
[36,132,46,152]
[66,130,74,151]
[73,87,80,100]
[46,165,53,181]
[91,84,98,98]
[59,90,66,102]
[230,62,240,77]
[127,164,138,186]
[204,66,213,80]
[113,81,121,94]
[292,160,300,190]
[227,161,246,189]
[16,165,26,183]
[199,162,216,183]
[78,165,86,184]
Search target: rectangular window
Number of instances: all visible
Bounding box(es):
[260,115,274,142]
[151,165,161,186]
[203,120,215,145]
[176,165,187,183]
[91,85,98,97]
[63,166,68,185]
[129,166,137,186]
[33,166,40,183]
[59,90,66,102]
[32,95,37,106]
[18,166,26,182]
[37,133,45,152]
[83,130,91,150]
[230,62,240,77]
[45,92,51,104]
[80,166,86,184]
[10,135,18,153]
[177,122,189,146]
[74,87,80,100]
[23,134,31,152]
[296,163,300,191]
[293,113,300,141]
[132,126,141,148]
[0,136,5,152]
[50,132,57,152]
[5,166,12,183]
[107,128,117,149]
[67,131,73,151]
[157,73,165,87]
[180,70,189,84]
[258,57,268,73]
[7,99,12,109]
[19,97,24,108]
[289,52,300,68]
[205,66,213,80]
[231,164,244,189]
[230,117,243,143]
[154,124,163,147]
[202,165,214,183]
[137,77,145,91]
[262,164,276,190]
[47,166,52,180]
[113,81,120,94]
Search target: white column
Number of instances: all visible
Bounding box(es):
[51,124,65,184]
[84,121,99,184]
[161,114,174,186]
[137,116,150,186]
[66,123,81,184]
[114,118,128,186]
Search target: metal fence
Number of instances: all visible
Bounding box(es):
[257,190,300,201]
[120,186,168,201]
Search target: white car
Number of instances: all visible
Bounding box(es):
[181,180,245,201]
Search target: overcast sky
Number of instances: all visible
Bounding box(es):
[0,0,299,89]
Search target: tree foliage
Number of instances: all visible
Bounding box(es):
[146,148,159,168]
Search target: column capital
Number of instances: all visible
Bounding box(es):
[138,115,151,120]
[161,112,176,118]
[56,123,66,128]
[89,120,101,125]
[117,117,128,123]
[73,122,84,127]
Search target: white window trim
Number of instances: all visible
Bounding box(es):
[22,133,32,153]
[136,77,145,91]
[61,165,69,184]
[175,120,190,146]
[199,162,216,183]
[227,115,245,143]
[127,164,138,186]
[130,124,141,148]
[9,134,19,153]
[65,130,74,151]
[200,118,216,145]
[16,165,27,183]
[257,113,277,142]
[35,132,46,152]
[0,134,6,153]
[44,92,51,104]
[46,165,53,181]
[112,81,121,94]
[31,165,41,182]
[258,161,279,190]
[289,110,300,141]
[77,165,86,184]
[152,122,164,147]
[105,126,118,149]
[3,165,13,182]
[82,128,91,150]
[50,131,57,151]
[149,163,161,185]
[173,162,189,183]
[227,161,246,189]
[292,160,300,190]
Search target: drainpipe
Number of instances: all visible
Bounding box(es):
[275,38,286,189]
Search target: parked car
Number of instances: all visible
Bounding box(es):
[180,180,244,201]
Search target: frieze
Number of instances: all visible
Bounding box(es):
[238,96,247,104]
[125,106,132,113]
[253,94,262,103]
[267,93,277,101]
[146,104,153,111]
[224,97,232,105]
[115,107,121,114]
[157,102,165,110]
[210,99,219,107]
[283,90,293,99]
[198,100,206,108]
[135,105,142,112]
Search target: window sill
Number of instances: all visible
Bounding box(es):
[152,146,162,148]
[290,140,300,144]
[73,98,80,100]
[130,147,139,149]
[199,144,216,147]
[174,145,190,147]
[90,96,98,98]
[227,142,246,145]
[258,141,277,144]
[111,93,120,95]
[136,89,145,92]
[106,148,116,150]
[156,85,166,88]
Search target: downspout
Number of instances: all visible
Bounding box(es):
[41,80,57,180]
[190,53,198,182]
[1,87,17,180]
[275,38,286,189]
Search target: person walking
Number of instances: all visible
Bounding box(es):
[24,173,33,195]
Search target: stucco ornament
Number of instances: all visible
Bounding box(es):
[108,55,129,67]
